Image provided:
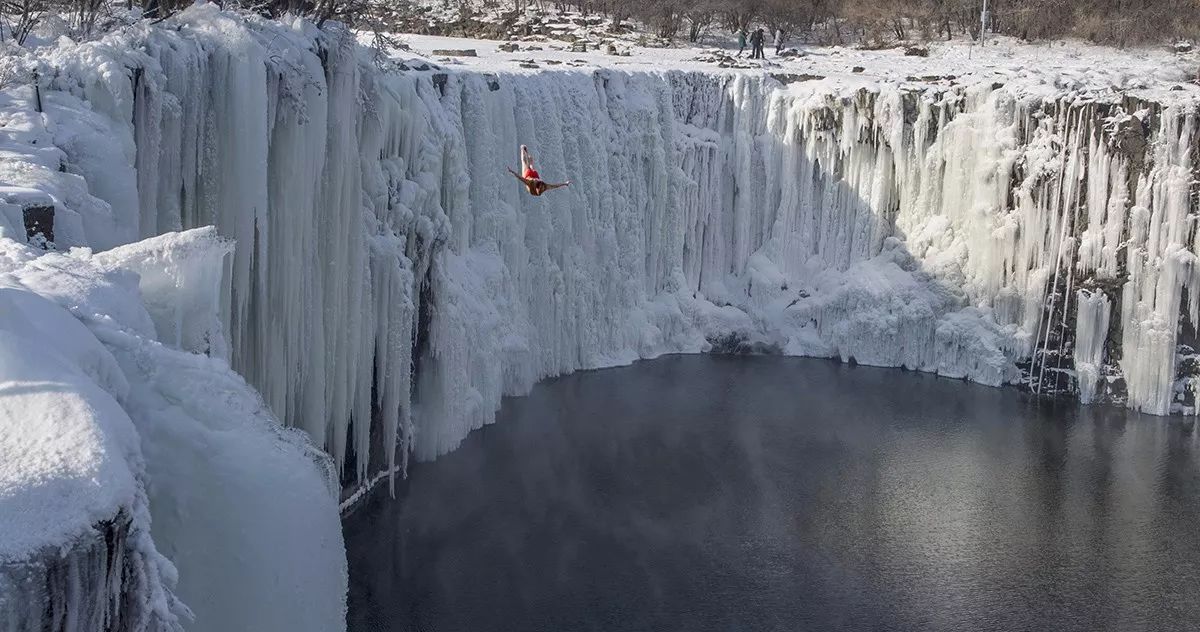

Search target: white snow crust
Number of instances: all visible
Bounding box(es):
[394,31,1200,104]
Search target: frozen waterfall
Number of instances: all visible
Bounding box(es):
[2,7,1200,630]
[35,7,1200,487]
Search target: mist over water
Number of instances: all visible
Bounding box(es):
[345,355,1200,632]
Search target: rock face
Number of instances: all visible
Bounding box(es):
[21,204,54,246]
[907,74,957,82]
[0,514,178,632]
[432,48,477,57]
[770,72,824,84]
[0,188,54,247]
[694,50,756,68]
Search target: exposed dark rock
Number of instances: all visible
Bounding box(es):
[695,51,756,68]
[0,190,55,248]
[706,332,783,355]
[771,72,824,85]
[498,42,519,52]
[22,204,54,247]
[904,44,929,57]
[906,74,957,82]
[900,89,921,125]
[852,66,865,73]
[431,49,477,57]
[431,73,448,95]
[0,512,155,631]
[1109,112,1149,175]
[810,105,838,131]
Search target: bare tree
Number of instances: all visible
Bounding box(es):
[1,0,45,44]
[3,0,1197,50]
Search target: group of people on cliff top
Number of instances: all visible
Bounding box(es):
[737,28,786,60]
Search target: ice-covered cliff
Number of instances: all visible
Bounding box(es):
[9,5,1200,498]
[101,11,1199,470]
[101,13,1200,474]
[2,7,1199,629]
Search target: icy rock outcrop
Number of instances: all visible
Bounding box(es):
[93,229,349,632]
[0,240,186,632]
[0,228,346,631]
[0,513,173,632]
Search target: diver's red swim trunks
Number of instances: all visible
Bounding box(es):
[523,167,540,180]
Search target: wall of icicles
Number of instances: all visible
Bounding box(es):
[56,10,1200,502]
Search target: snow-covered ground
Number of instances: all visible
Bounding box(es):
[388,31,1200,104]
[0,6,1199,631]
[384,0,1200,102]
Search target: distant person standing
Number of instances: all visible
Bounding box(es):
[773,28,784,55]
[736,28,747,57]
[750,28,765,59]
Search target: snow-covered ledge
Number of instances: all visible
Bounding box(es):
[0,228,344,631]
[0,242,185,632]
[1,7,1199,630]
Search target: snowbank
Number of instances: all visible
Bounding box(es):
[0,236,186,631]
[0,227,345,631]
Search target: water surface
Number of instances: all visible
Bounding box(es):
[345,355,1200,631]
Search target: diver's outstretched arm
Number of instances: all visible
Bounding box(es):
[543,180,571,192]
[507,166,530,184]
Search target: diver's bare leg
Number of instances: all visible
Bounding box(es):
[520,145,534,173]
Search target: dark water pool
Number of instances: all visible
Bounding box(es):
[344,355,1200,632]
